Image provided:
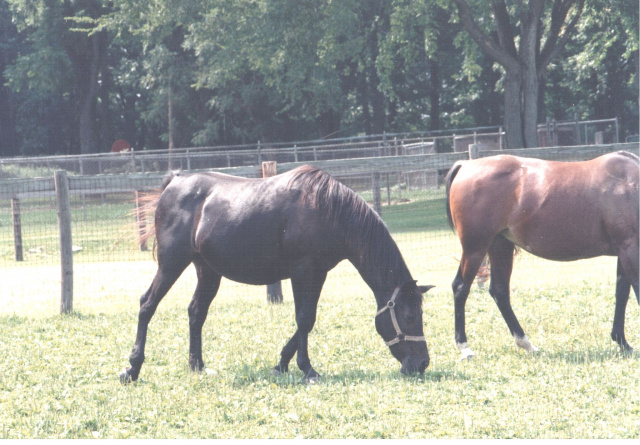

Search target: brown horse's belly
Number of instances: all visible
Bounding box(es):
[502,226,616,261]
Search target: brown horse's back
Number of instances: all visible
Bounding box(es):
[447,152,639,261]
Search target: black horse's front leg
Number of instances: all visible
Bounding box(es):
[272,331,299,375]
[295,330,320,382]
[272,328,321,382]
[273,269,326,382]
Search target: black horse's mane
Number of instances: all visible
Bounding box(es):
[287,165,412,289]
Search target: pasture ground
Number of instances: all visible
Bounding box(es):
[0,189,638,438]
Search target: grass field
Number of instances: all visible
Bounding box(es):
[0,188,638,438]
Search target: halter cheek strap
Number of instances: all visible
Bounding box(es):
[375,286,426,346]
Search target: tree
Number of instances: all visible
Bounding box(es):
[544,1,638,139]
[451,0,585,148]
[0,0,20,157]
[5,0,111,154]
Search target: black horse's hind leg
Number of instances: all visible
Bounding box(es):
[188,258,222,372]
[487,236,537,353]
[453,250,488,359]
[120,261,189,383]
[273,265,326,382]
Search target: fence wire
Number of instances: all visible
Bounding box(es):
[1,144,634,317]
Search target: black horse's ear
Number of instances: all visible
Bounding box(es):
[401,280,418,292]
[417,285,435,294]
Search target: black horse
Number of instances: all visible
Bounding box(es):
[119,165,432,383]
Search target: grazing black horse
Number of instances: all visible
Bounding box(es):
[119,165,432,383]
[444,151,639,359]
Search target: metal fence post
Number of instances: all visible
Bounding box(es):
[54,170,73,314]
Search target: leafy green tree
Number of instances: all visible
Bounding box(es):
[5,0,112,154]
[451,0,586,148]
[543,0,638,138]
[0,0,20,156]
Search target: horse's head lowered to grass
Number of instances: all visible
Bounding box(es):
[375,281,433,374]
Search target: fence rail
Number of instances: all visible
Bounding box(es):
[1,142,636,200]
[0,117,621,178]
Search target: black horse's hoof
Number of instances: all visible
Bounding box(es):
[303,372,321,384]
[271,365,288,377]
[620,345,634,355]
[119,368,136,384]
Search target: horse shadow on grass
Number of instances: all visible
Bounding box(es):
[222,364,471,388]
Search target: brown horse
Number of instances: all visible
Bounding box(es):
[444,151,639,359]
[120,165,432,383]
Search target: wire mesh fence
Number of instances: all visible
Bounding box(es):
[0,142,636,317]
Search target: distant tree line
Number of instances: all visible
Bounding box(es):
[0,0,637,157]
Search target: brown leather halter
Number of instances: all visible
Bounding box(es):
[376,286,426,346]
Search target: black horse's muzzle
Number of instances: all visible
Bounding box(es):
[400,354,429,375]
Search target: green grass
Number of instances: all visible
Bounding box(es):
[0,265,637,439]
[0,188,638,438]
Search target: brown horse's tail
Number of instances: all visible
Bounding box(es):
[135,171,180,256]
[444,161,464,233]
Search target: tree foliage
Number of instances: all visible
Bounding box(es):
[0,0,637,156]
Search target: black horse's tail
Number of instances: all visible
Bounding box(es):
[136,171,180,253]
[444,161,464,233]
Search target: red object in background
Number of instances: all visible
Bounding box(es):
[111,139,132,153]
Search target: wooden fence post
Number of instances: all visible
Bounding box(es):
[262,161,283,304]
[469,143,480,160]
[54,170,73,314]
[11,198,23,261]
[372,172,382,215]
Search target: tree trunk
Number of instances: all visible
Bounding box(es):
[452,0,584,150]
[503,70,525,149]
[520,1,542,148]
[429,60,440,131]
[78,31,105,154]
[168,83,174,151]
[0,83,18,157]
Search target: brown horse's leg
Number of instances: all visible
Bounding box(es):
[275,265,326,382]
[453,250,489,360]
[618,240,639,301]
[611,258,633,352]
[487,236,537,353]
[120,262,189,383]
[188,258,222,372]
[612,238,639,352]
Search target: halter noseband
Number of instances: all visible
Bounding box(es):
[375,286,426,346]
